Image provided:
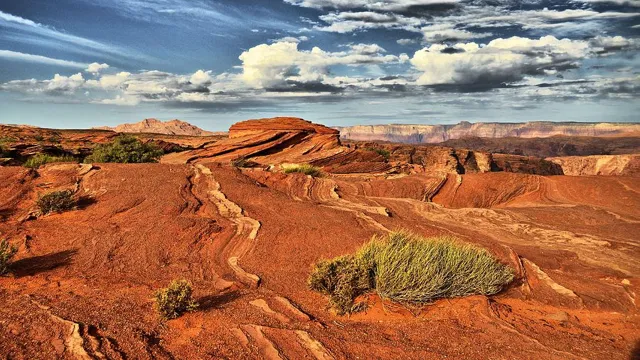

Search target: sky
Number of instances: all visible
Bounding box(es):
[0,0,639,131]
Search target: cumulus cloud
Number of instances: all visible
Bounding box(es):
[411,36,594,86]
[85,62,109,74]
[238,41,400,88]
[190,70,212,86]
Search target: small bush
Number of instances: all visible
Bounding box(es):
[365,147,391,161]
[231,157,248,168]
[34,135,44,142]
[24,154,77,168]
[37,190,76,214]
[154,279,199,319]
[309,231,514,314]
[282,163,323,177]
[84,135,163,163]
[0,239,18,275]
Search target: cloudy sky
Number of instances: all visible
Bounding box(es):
[0,0,638,130]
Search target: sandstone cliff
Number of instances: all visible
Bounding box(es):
[94,118,217,136]
[548,155,640,176]
[337,122,640,144]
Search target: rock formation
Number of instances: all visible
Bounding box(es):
[548,154,640,176]
[94,118,218,136]
[338,121,640,143]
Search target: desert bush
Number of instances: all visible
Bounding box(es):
[154,279,199,319]
[0,239,18,275]
[231,157,248,168]
[282,163,323,177]
[84,135,163,163]
[309,231,514,314]
[365,147,391,161]
[37,190,76,214]
[24,154,77,168]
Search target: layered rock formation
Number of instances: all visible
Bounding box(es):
[94,118,218,136]
[338,121,640,144]
[548,154,640,176]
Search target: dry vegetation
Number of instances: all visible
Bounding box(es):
[309,231,514,314]
[282,163,323,177]
[154,279,199,319]
[37,190,76,215]
[0,239,17,275]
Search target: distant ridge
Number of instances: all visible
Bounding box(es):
[94,118,218,136]
[336,121,640,144]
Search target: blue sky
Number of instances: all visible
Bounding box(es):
[0,0,638,130]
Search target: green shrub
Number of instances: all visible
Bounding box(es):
[282,163,323,177]
[309,231,514,314]
[24,154,77,168]
[84,135,163,163]
[0,239,18,275]
[34,135,44,142]
[154,279,199,319]
[365,147,391,160]
[37,190,76,214]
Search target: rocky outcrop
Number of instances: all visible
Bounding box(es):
[338,122,640,144]
[229,117,339,138]
[548,155,640,176]
[94,118,217,136]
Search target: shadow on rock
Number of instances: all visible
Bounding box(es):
[11,249,77,277]
[632,340,640,360]
[198,290,241,311]
[76,195,97,210]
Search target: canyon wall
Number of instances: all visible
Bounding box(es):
[337,122,640,144]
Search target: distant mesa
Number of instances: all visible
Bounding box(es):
[337,122,640,144]
[94,118,219,136]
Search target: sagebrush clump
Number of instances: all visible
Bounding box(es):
[308,231,514,314]
[24,154,77,168]
[154,279,199,319]
[282,163,323,177]
[84,135,163,163]
[37,190,76,214]
[0,239,18,276]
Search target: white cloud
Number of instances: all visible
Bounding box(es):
[0,50,88,68]
[190,70,212,85]
[397,38,418,46]
[421,24,491,43]
[284,0,458,11]
[86,71,131,89]
[238,41,400,88]
[86,62,110,74]
[411,36,592,85]
[99,95,140,106]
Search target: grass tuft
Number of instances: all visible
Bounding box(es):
[0,239,18,276]
[23,154,77,168]
[84,135,163,163]
[154,279,199,319]
[282,163,323,177]
[37,190,76,214]
[309,231,514,314]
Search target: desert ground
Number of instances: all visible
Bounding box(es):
[0,117,639,359]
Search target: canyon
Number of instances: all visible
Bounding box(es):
[0,117,638,359]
